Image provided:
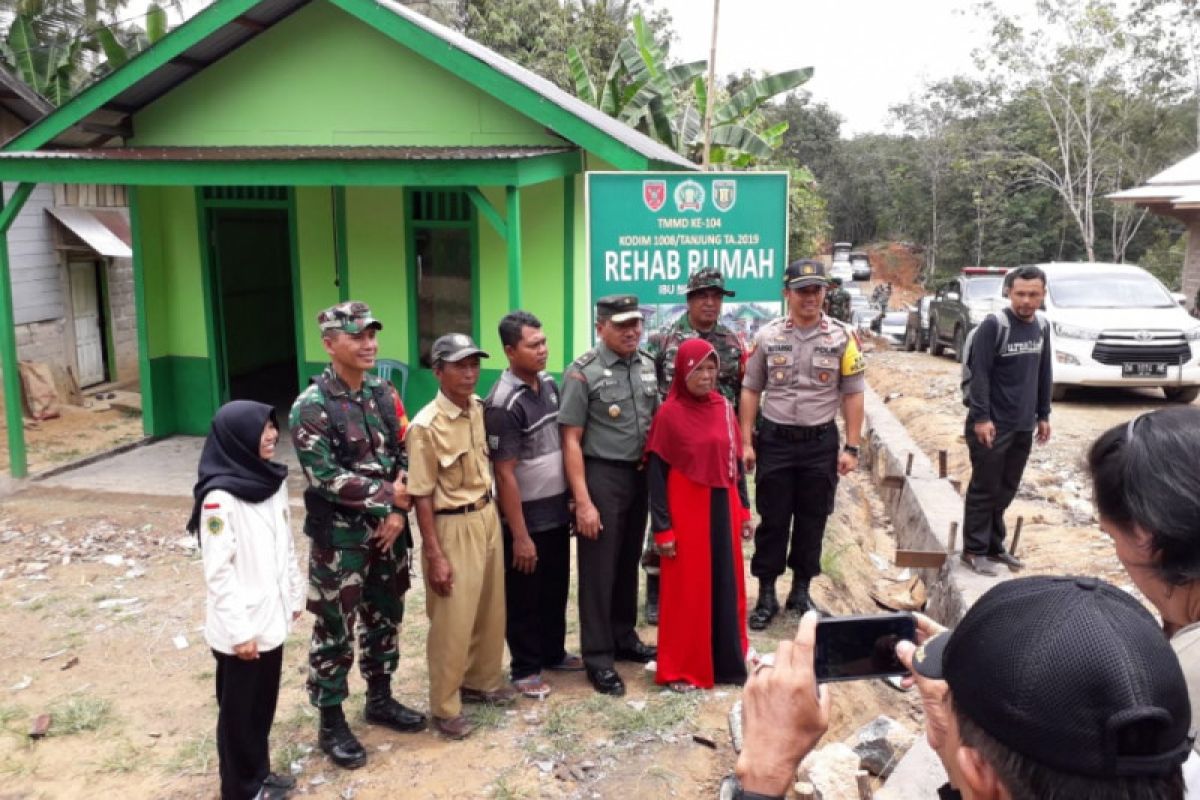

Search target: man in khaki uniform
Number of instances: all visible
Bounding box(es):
[740,260,866,629]
[407,333,514,740]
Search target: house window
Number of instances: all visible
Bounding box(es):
[410,190,474,368]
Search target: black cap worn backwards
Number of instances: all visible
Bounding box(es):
[430,332,489,363]
[913,576,1191,779]
[595,294,644,323]
[784,259,828,289]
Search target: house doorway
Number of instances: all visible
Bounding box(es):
[205,202,298,414]
[68,260,109,387]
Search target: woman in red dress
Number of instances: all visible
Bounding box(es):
[645,338,753,691]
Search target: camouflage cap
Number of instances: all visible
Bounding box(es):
[686,267,736,297]
[431,332,489,363]
[317,301,382,334]
[784,259,828,289]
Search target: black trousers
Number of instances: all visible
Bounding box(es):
[213,645,283,800]
[750,425,839,583]
[578,458,648,671]
[963,425,1033,556]
[504,523,571,680]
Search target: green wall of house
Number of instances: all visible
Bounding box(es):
[136,178,586,434]
[130,1,564,148]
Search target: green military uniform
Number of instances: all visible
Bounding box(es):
[291,304,409,709]
[559,294,660,678]
[826,278,851,323]
[646,270,746,409]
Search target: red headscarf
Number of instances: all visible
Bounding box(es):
[645,338,742,488]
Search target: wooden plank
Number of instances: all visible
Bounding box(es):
[880,475,906,489]
[895,549,948,569]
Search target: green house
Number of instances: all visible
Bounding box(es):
[0,0,695,476]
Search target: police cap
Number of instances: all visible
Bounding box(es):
[784,259,828,289]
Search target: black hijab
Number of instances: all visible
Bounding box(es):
[187,400,289,534]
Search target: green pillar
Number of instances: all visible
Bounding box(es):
[128,187,156,438]
[562,176,575,364]
[0,183,37,478]
[505,185,522,310]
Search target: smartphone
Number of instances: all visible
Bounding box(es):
[814,612,916,683]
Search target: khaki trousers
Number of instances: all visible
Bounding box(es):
[425,503,506,719]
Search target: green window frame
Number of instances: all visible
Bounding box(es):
[405,188,479,369]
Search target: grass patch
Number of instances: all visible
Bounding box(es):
[489,773,531,799]
[0,703,24,728]
[465,703,510,732]
[272,740,310,776]
[50,695,113,735]
[819,542,851,587]
[192,669,214,683]
[97,739,141,773]
[592,691,701,738]
[164,731,216,776]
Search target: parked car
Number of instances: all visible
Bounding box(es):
[850,307,876,333]
[1038,262,1200,402]
[927,267,1010,361]
[831,241,854,282]
[849,251,872,282]
[844,285,864,299]
[878,310,908,346]
[903,296,933,351]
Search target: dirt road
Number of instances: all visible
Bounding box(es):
[0,470,916,799]
[866,345,1195,588]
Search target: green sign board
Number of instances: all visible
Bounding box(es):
[586,172,789,304]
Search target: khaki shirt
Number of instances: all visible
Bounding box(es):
[559,342,660,462]
[405,391,492,511]
[743,314,866,426]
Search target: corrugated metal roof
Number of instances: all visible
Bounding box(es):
[0,145,575,161]
[46,206,133,258]
[375,0,694,169]
[0,64,52,127]
[32,0,695,169]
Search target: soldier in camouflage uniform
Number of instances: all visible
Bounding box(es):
[826,277,852,323]
[290,301,426,771]
[643,268,746,624]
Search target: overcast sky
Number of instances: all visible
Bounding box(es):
[168,0,1040,137]
[652,0,1036,136]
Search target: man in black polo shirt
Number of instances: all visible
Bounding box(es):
[484,311,582,698]
[961,265,1052,575]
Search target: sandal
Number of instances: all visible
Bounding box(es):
[512,674,552,699]
[667,680,698,694]
[546,653,585,672]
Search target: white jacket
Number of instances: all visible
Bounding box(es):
[200,485,304,654]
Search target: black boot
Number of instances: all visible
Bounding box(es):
[785,578,811,614]
[318,705,366,769]
[748,581,779,631]
[364,676,427,733]
[645,573,660,626]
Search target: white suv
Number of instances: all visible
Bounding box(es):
[1038,262,1200,402]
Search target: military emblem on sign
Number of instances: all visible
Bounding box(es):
[643,180,667,212]
[675,180,705,212]
[712,179,737,212]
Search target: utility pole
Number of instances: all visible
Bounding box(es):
[701,0,720,170]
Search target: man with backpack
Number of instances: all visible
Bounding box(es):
[291,301,427,769]
[960,266,1052,576]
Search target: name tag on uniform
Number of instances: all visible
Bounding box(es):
[814,346,839,355]
[766,344,793,354]
[641,373,656,382]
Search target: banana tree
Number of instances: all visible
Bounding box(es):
[0,0,176,105]
[566,12,813,166]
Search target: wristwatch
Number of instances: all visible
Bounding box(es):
[842,444,860,457]
[718,775,785,800]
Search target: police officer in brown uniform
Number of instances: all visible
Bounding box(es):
[739,260,866,629]
[560,295,660,696]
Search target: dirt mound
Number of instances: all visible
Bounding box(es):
[864,243,925,308]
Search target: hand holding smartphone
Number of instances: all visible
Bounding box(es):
[814,612,916,683]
